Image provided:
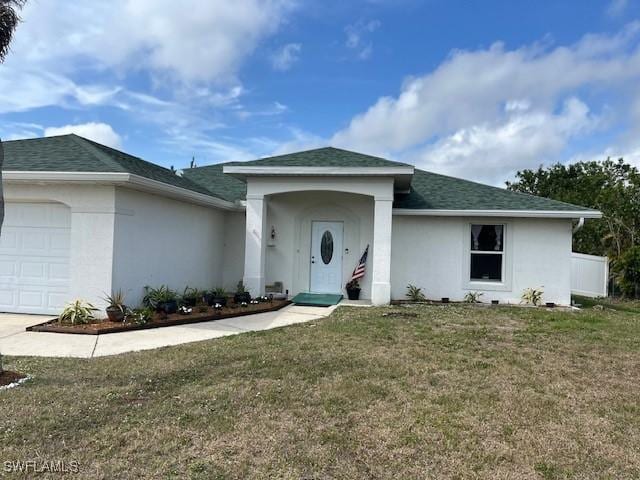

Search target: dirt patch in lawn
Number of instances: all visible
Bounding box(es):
[0,370,27,387]
[26,300,291,335]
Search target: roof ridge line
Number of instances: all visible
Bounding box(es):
[79,136,179,174]
[187,161,232,171]
[70,136,233,201]
[67,135,127,173]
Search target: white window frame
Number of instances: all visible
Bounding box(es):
[463,221,513,292]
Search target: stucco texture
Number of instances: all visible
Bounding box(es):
[391,216,572,305]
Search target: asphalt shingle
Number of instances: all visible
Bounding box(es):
[3,137,596,212]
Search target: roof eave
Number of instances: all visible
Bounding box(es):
[2,171,240,211]
[222,165,414,175]
[392,208,602,219]
[222,165,415,191]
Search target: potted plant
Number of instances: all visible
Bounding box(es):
[143,285,178,314]
[102,290,127,322]
[346,280,361,300]
[181,287,201,308]
[234,281,251,304]
[207,287,228,307]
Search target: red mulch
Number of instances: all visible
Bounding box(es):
[0,370,27,387]
[27,299,291,335]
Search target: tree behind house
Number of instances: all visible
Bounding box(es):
[507,158,640,296]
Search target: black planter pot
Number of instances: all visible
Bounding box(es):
[234,292,252,304]
[211,296,227,307]
[157,300,178,315]
[182,297,198,308]
[346,288,361,301]
[105,306,126,322]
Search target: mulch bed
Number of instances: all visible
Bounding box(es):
[0,370,28,387]
[27,300,291,335]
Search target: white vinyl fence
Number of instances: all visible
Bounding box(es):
[571,252,609,298]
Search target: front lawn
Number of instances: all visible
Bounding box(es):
[2,304,640,479]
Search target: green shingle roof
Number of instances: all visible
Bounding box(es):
[185,147,595,212]
[227,147,411,168]
[182,163,246,202]
[182,147,410,202]
[2,134,216,197]
[393,169,595,211]
[3,137,596,213]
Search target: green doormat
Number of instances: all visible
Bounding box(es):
[292,293,343,307]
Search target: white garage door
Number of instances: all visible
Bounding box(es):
[0,202,71,314]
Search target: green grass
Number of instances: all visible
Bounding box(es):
[2,303,640,479]
[573,294,640,314]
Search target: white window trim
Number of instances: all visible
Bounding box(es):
[462,221,513,292]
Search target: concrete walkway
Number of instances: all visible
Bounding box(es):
[0,304,339,358]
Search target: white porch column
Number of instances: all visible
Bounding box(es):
[371,196,393,305]
[243,194,267,297]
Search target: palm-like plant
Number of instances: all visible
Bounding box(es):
[0,0,26,374]
[0,0,25,62]
[59,300,98,325]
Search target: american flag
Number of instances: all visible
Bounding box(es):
[350,245,369,281]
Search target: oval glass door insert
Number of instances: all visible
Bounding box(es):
[320,231,334,264]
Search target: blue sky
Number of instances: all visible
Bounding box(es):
[2,0,640,184]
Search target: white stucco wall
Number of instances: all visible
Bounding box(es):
[390,216,573,305]
[222,210,246,292]
[112,188,226,307]
[2,180,575,311]
[262,191,375,299]
[3,183,117,313]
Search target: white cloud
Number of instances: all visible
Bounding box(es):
[607,0,628,17]
[329,23,640,182]
[0,122,44,141]
[44,123,122,148]
[271,43,302,71]
[0,69,122,114]
[273,129,326,155]
[0,0,297,117]
[10,0,296,84]
[413,98,597,184]
[345,19,381,60]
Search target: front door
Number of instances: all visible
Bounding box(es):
[310,221,343,294]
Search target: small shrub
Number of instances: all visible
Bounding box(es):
[143,285,178,309]
[236,281,248,294]
[406,284,427,302]
[521,287,544,306]
[464,291,483,303]
[59,300,97,325]
[181,286,204,306]
[127,307,154,325]
[211,287,227,297]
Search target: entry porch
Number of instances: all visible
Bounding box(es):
[223,166,413,305]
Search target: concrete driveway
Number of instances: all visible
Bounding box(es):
[0,305,338,358]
